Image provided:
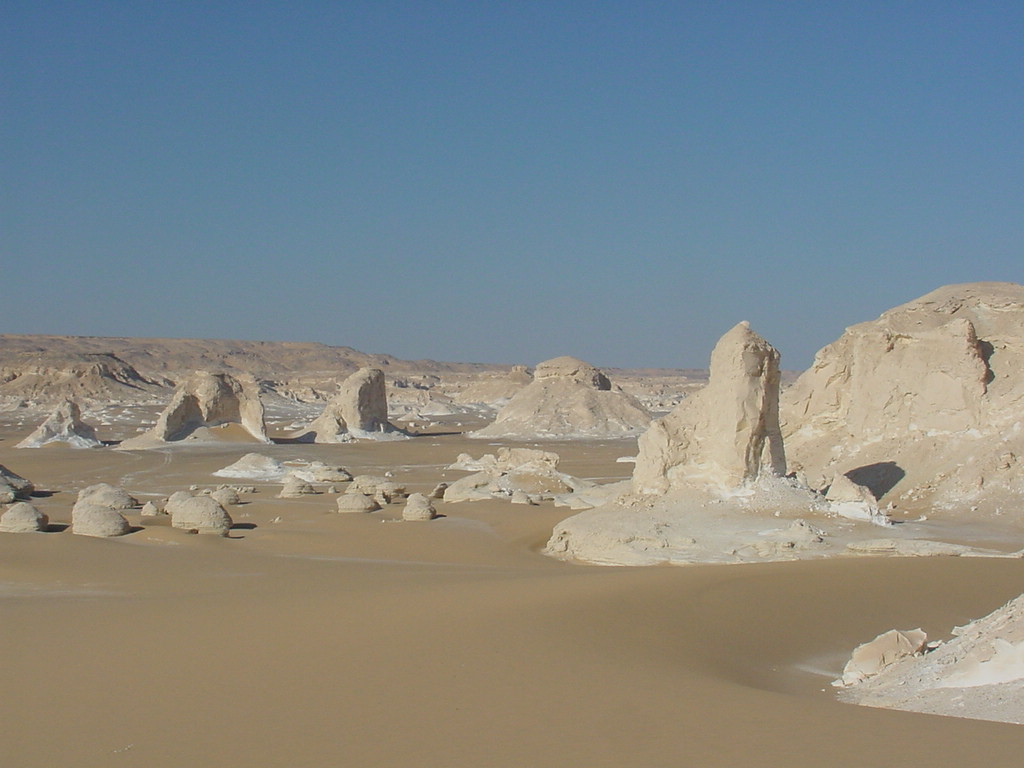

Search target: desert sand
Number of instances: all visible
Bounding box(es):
[2,415,1023,767]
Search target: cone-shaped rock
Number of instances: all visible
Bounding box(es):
[472,356,650,439]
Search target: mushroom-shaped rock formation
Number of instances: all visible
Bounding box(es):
[16,399,102,449]
[297,368,405,443]
[118,371,268,448]
[278,476,317,498]
[166,493,233,534]
[71,505,131,537]
[0,502,49,533]
[76,483,138,510]
[471,357,651,440]
[336,493,381,513]
[633,322,786,495]
[402,493,437,521]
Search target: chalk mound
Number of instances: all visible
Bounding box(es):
[471,356,651,439]
[118,370,268,448]
[77,483,138,510]
[71,504,130,538]
[0,502,49,533]
[634,322,786,495]
[838,593,1024,724]
[0,464,34,502]
[781,282,1024,518]
[16,399,102,449]
[295,368,406,442]
[166,492,233,534]
[213,453,288,481]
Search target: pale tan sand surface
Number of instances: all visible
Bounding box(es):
[3,423,1024,766]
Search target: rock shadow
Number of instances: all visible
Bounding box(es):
[845,462,905,500]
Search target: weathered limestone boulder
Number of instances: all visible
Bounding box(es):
[210,487,240,507]
[471,356,651,439]
[781,282,1024,517]
[837,628,929,687]
[71,504,130,537]
[0,502,48,533]
[278,476,317,498]
[402,493,437,521]
[77,483,138,510]
[16,399,102,448]
[0,464,34,500]
[166,493,232,534]
[140,501,164,517]
[213,453,288,480]
[119,371,268,448]
[348,476,406,504]
[298,368,404,443]
[336,493,380,513]
[825,474,889,525]
[633,322,786,494]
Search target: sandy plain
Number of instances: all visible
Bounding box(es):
[3,412,1024,767]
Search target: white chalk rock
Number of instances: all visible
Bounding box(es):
[213,453,288,480]
[77,483,138,510]
[633,322,786,495]
[72,504,130,537]
[166,494,232,534]
[336,493,381,513]
[16,399,102,449]
[299,368,404,442]
[402,493,437,521]
[471,356,651,439]
[119,370,268,448]
[0,502,48,533]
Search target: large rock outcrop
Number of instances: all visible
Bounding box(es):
[633,322,786,494]
[16,399,102,449]
[118,371,268,448]
[296,368,403,442]
[471,357,651,439]
[781,282,1024,518]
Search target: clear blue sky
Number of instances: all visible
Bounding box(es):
[3,1,1021,369]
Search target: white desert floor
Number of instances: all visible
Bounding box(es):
[2,414,1024,767]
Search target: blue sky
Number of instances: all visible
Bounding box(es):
[3,1,1021,369]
